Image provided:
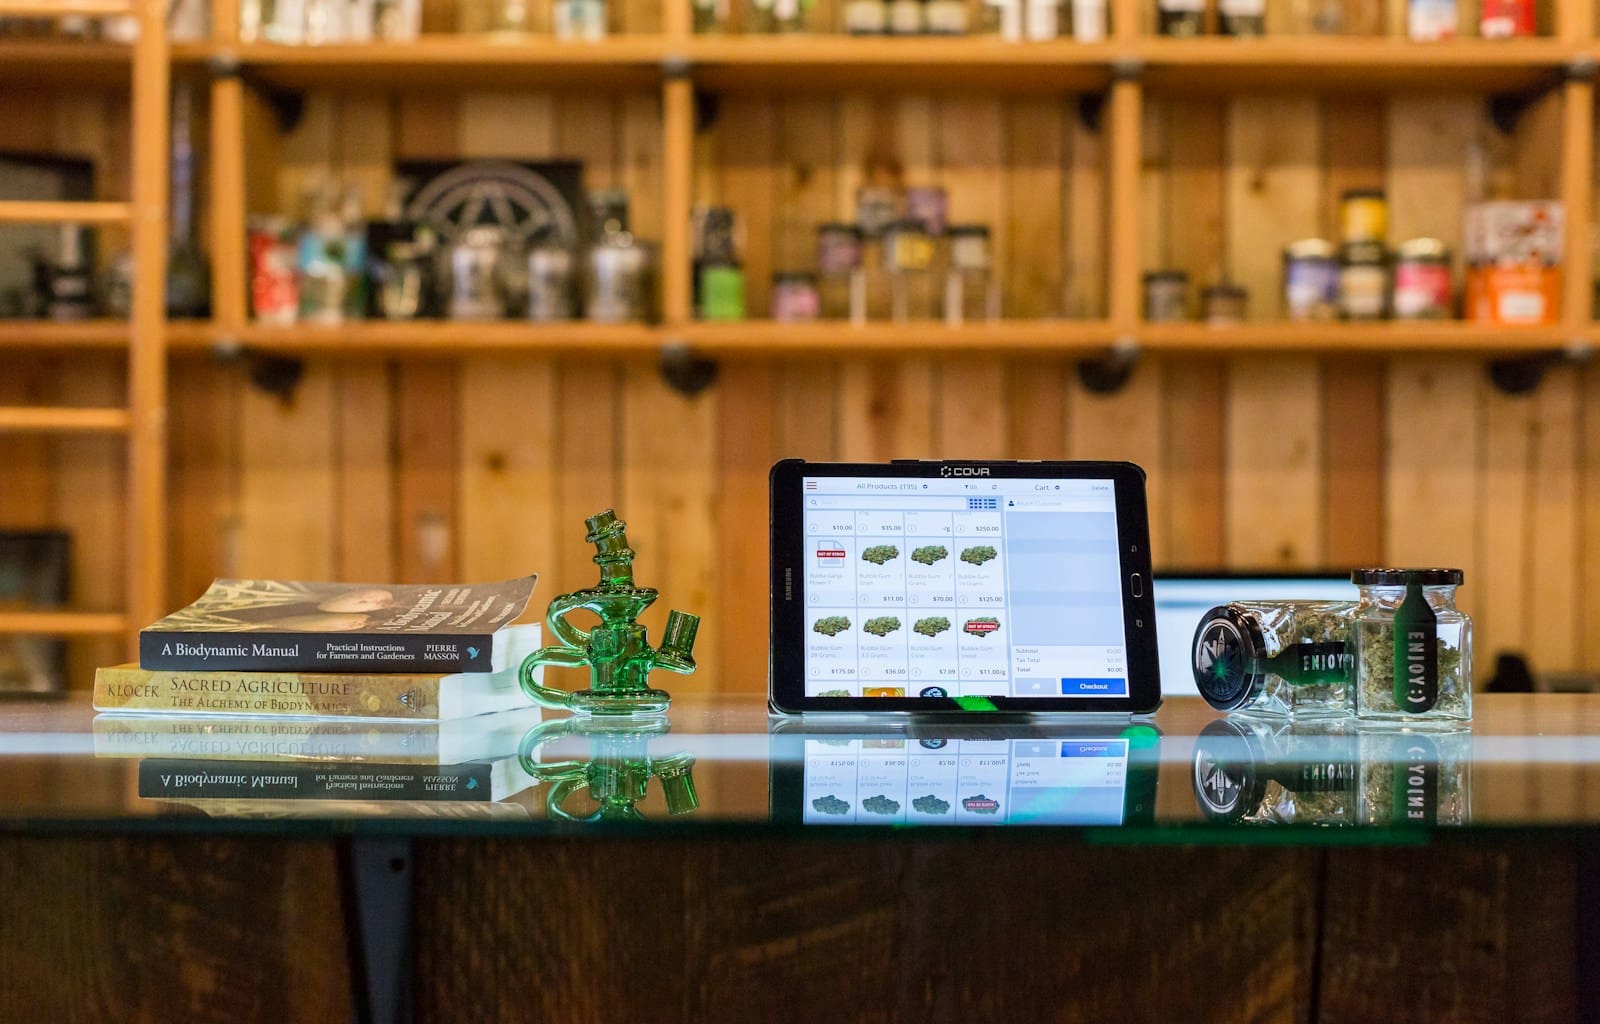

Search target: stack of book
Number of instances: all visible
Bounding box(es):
[93,576,549,815]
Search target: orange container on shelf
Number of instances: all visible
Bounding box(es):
[1464,264,1561,325]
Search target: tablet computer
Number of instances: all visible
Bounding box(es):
[768,720,1162,827]
[769,459,1160,715]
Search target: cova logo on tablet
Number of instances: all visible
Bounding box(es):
[940,466,990,477]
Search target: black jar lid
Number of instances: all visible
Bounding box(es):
[1350,568,1464,586]
[1192,605,1266,712]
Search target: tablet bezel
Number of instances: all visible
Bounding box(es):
[769,459,1161,715]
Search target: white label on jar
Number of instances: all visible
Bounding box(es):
[1340,265,1386,316]
[1497,289,1545,322]
[774,0,800,17]
[1217,0,1259,13]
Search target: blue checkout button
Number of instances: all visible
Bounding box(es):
[1061,677,1128,696]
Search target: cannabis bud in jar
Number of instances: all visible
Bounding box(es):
[1191,718,1358,826]
[1191,601,1355,716]
[1357,729,1471,827]
[1352,568,1472,723]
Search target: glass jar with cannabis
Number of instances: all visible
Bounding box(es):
[1191,718,1359,826]
[1191,601,1355,716]
[1352,568,1472,723]
[1356,728,1471,827]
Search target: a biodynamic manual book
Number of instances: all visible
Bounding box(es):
[139,576,537,674]
[136,754,538,803]
[98,624,542,720]
[94,705,544,765]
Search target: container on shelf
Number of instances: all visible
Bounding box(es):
[817,223,866,322]
[588,192,653,323]
[1338,240,1388,321]
[1025,0,1065,38]
[1406,0,1457,40]
[373,241,432,321]
[1201,282,1247,325]
[1391,237,1453,320]
[1463,200,1563,325]
[47,224,92,322]
[1352,568,1472,724]
[884,219,935,322]
[943,224,998,325]
[1070,0,1106,38]
[448,226,508,321]
[694,0,730,31]
[905,187,948,237]
[1218,0,1264,35]
[747,0,806,32]
[856,186,902,240]
[772,271,820,323]
[1339,189,1387,246]
[527,239,577,322]
[248,215,299,326]
[553,0,606,39]
[926,0,968,33]
[1156,0,1204,36]
[843,0,888,32]
[1191,601,1356,717]
[1142,269,1189,322]
[1479,0,1533,37]
[979,0,1022,38]
[887,0,923,33]
[701,265,746,320]
[1283,238,1339,321]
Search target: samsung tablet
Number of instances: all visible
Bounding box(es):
[769,459,1161,715]
[768,720,1162,827]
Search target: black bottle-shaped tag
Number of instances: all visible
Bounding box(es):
[1393,579,1438,713]
[1260,641,1353,686]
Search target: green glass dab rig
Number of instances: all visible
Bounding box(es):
[518,716,698,822]
[518,509,699,715]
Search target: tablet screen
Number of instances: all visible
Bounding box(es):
[801,474,1129,701]
[802,737,1131,825]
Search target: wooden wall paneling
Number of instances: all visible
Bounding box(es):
[716,362,777,692]
[1224,358,1324,568]
[1005,98,1065,319]
[619,363,721,689]
[52,92,129,260]
[774,361,839,459]
[458,91,556,157]
[553,362,622,592]
[834,94,875,237]
[394,94,460,160]
[167,360,241,608]
[1385,95,1478,277]
[718,94,778,320]
[1321,361,1384,569]
[51,365,123,681]
[558,94,619,192]
[335,94,395,219]
[1065,103,1106,318]
[1480,385,1533,665]
[1383,360,1483,632]
[238,369,338,580]
[0,359,56,526]
[1224,94,1322,320]
[458,358,559,583]
[1068,363,1166,554]
[774,98,837,279]
[276,93,337,219]
[395,362,459,584]
[839,360,934,461]
[620,92,665,305]
[332,364,395,582]
[1165,99,1226,293]
[1509,88,1564,202]
[1583,365,1600,671]
[1139,97,1169,279]
[623,0,662,35]
[1322,98,1385,244]
[1006,361,1068,459]
[1525,367,1580,671]
[1161,359,1225,569]
[935,96,1007,458]
[1107,79,1141,329]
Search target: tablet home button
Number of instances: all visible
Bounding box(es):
[1129,572,1143,597]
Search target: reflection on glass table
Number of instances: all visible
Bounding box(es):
[3,694,1600,835]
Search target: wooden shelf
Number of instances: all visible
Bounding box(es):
[687,37,1117,93]
[192,321,667,356]
[0,610,128,635]
[0,200,130,224]
[1139,321,1573,354]
[0,406,130,433]
[1136,37,1572,93]
[0,40,134,87]
[217,36,670,91]
[679,319,1118,355]
[0,320,131,349]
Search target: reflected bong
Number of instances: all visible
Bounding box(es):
[518,509,699,715]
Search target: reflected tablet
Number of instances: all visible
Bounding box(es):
[769,459,1161,715]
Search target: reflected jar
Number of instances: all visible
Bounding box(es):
[1192,718,1359,826]
[1357,728,1471,826]
[1191,601,1356,717]
[1352,568,1473,723]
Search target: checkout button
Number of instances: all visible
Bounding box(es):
[1061,678,1128,696]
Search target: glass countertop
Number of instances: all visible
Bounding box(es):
[2,692,1598,840]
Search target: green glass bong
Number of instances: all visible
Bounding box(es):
[518,509,699,715]
[518,716,698,822]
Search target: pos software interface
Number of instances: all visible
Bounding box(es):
[769,460,1160,715]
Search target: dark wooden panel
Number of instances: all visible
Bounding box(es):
[0,837,350,1023]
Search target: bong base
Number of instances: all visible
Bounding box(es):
[567,688,672,716]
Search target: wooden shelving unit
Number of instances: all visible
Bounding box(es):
[5,0,1600,678]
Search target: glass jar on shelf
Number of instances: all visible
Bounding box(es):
[943,225,998,326]
[817,222,865,322]
[1352,569,1472,724]
[842,0,887,32]
[694,0,730,30]
[553,0,607,39]
[883,218,935,322]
